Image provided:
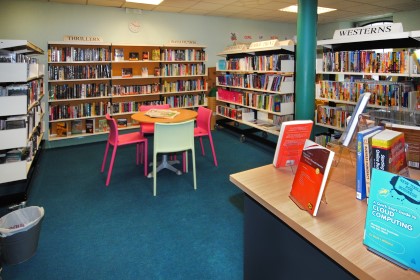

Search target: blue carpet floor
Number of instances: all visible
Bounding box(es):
[1,128,275,280]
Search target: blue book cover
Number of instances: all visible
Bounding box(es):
[363,168,420,272]
[356,126,383,200]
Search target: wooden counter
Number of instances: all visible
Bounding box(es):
[230,163,420,280]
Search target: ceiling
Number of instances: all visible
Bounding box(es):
[32,0,420,24]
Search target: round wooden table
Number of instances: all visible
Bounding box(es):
[131,108,198,124]
[131,108,198,177]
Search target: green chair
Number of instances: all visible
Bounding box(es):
[152,120,196,196]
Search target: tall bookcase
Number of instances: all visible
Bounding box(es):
[47,41,207,141]
[315,23,420,145]
[215,39,295,145]
[0,39,45,207]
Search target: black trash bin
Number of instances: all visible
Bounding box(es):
[0,206,44,265]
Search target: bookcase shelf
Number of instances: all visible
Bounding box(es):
[47,41,208,141]
[215,39,295,145]
[0,39,45,206]
[315,24,420,142]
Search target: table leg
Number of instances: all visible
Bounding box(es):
[148,154,183,178]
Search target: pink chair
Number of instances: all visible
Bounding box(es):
[101,114,148,186]
[194,106,218,166]
[139,104,170,134]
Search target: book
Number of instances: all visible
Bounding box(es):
[272,120,313,168]
[145,109,180,119]
[56,121,68,137]
[289,139,335,216]
[372,129,409,176]
[85,119,95,133]
[363,168,420,272]
[355,126,383,200]
[117,118,127,128]
[98,119,108,132]
[339,92,371,147]
[122,68,133,78]
[71,119,83,135]
[385,123,420,170]
[114,48,124,61]
[363,129,383,197]
[142,51,149,60]
[128,52,139,61]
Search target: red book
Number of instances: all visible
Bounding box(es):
[272,120,313,168]
[289,139,335,216]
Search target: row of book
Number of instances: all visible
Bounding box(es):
[48,65,111,81]
[51,119,106,137]
[160,63,206,76]
[316,104,353,129]
[49,102,110,120]
[162,79,207,93]
[216,105,252,121]
[217,88,293,113]
[163,94,207,108]
[48,47,111,62]
[112,84,160,95]
[318,80,414,108]
[0,52,36,63]
[0,80,43,105]
[322,50,408,74]
[160,48,206,61]
[49,83,110,100]
[216,73,292,92]
[220,54,294,72]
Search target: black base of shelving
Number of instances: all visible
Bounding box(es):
[216,119,277,148]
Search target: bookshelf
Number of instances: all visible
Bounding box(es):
[47,41,208,141]
[215,39,295,146]
[0,39,45,206]
[315,23,420,142]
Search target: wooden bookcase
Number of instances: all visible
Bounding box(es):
[315,24,420,141]
[47,41,208,142]
[0,39,45,206]
[215,39,295,146]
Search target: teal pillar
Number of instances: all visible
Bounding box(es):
[295,0,317,121]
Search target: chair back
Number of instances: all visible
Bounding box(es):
[154,120,195,153]
[139,104,170,112]
[196,106,212,131]
[105,114,118,145]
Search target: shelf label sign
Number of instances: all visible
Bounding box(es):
[224,44,249,52]
[250,39,277,49]
[333,23,403,39]
[63,36,103,42]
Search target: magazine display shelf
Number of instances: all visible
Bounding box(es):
[315,24,420,137]
[47,41,208,142]
[215,39,295,147]
[0,39,45,207]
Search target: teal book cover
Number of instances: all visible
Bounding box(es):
[363,168,420,272]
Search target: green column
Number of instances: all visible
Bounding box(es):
[295,0,317,121]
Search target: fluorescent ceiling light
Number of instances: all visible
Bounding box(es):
[279,5,336,14]
[126,0,163,5]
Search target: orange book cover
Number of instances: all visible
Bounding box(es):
[289,139,335,216]
[272,120,313,168]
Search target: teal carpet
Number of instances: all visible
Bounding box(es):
[1,128,275,280]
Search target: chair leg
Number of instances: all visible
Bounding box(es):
[183,151,188,173]
[208,134,218,167]
[191,148,196,190]
[199,137,205,156]
[101,142,110,172]
[153,152,157,196]
[143,141,148,177]
[136,143,140,165]
[106,145,117,186]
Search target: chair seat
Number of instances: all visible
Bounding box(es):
[194,127,208,137]
[117,132,146,145]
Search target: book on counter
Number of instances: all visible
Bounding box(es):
[356,126,384,200]
[363,168,420,272]
[339,92,371,147]
[372,129,409,177]
[385,123,420,170]
[289,139,335,216]
[363,129,383,198]
[272,120,313,168]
